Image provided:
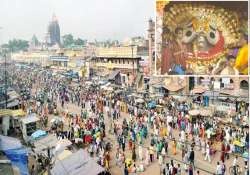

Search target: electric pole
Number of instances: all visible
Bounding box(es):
[4,53,7,109]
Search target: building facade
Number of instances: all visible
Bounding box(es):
[91,46,142,86]
[11,51,50,67]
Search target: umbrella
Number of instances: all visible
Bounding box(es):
[243,152,249,159]
[50,116,64,124]
[188,109,200,116]
[135,98,144,104]
[31,130,47,140]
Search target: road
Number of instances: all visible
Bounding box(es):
[46,100,246,175]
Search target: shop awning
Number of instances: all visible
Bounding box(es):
[7,100,20,108]
[0,135,22,151]
[20,114,39,125]
[57,150,72,161]
[51,149,105,175]
[218,96,235,102]
[163,80,185,92]
[191,86,207,94]
[236,97,249,103]
[0,109,25,117]
[220,89,248,98]
[12,109,26,117]
[108,70,120,80]
[33,135,58,154]
[0,109,13,117]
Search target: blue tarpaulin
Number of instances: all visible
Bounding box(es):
[31,130,47,140]
[4,148,29,175]
[0,135,29,175]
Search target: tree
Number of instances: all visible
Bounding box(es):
[1,39,29,52]
[74,38,86,46]
[62,34,74,47]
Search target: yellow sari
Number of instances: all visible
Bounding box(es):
[235,44,248,75]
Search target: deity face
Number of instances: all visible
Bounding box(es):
[181,21,221,52]
[196,34,210,51]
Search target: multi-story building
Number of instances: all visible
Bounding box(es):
[11,51,50,67]
[91,46,142,86]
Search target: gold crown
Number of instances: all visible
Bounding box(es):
[163,3,243,47]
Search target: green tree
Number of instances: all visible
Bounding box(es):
[74,38,86,46]
[1,39,29,52]
[62,34,74,47]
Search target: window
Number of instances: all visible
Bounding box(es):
[240,80,249,90]
[26,122,37,136]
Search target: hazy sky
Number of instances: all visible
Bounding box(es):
[0,0,155,44]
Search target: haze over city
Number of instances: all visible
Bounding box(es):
[0,0,154,44]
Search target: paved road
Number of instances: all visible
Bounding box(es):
[49,101,246,175]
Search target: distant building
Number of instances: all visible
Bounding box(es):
[11,51,50,67]
[46,14,61,46]
[91,46,142,86]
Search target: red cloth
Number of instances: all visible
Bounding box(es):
[197,32,225,58]
[85,135,92,143]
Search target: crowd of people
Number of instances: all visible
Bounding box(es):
[6,65,249,175]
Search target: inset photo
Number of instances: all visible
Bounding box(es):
[156,0,248,75]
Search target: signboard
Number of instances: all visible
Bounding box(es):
[217,102,236,112]
[50,56,69,62]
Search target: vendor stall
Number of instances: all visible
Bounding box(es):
[51,149,105,175]
[20,114,40,142]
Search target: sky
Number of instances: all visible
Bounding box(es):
[0,0,155,44]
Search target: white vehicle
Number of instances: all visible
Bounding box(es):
[20,113,40,142]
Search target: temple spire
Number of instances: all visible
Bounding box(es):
[52,13,57,22]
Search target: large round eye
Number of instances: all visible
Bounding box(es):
[206,30,219,45]
[182,28,196,43]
